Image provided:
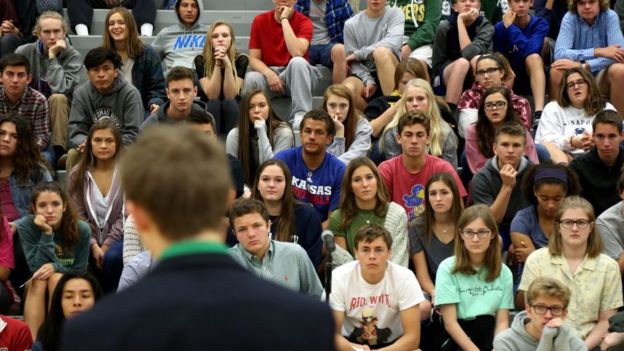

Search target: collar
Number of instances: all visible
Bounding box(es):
[550,252,598,271]
[160,239,228,261]
[239,240,274,263]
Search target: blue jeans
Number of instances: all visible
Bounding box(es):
[102,240,124,292]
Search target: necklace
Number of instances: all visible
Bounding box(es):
[436,222,455,235]
[360,210,378,224]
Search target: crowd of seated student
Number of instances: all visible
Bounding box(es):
[4,0,624,349]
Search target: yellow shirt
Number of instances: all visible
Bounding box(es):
[519,248,623,339]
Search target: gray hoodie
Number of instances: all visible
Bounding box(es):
[140,101,206,130]
[68,77,144,148]
[493,311,587,351]
[151,0,208,73]
[15,40,85,97]
[470,155,532,234]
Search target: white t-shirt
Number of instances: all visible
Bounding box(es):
[329,260,424,346]
[534,101,616,153]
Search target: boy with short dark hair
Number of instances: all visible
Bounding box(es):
[228,198,323,297]
[141,66,204,129]
[274,109,346,226]
[378,111,466,222]
[330,223,424,351]
[570,110,624,216]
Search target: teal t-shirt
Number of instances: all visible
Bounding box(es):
[434,256,514,319]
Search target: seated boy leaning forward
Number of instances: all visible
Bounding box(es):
[493,277,585,351]
[330,223,424,351]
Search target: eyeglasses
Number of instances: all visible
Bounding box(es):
[460,230,491,239]
[566,79,587,89]
[475,67,501,76]
[484,101,507,110]
[531,304,565,316]
[559,219,592,229]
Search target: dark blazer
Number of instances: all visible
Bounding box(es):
[62,253,336,351]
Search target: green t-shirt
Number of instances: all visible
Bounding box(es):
[329,209,385,254]
[434,256,514,319]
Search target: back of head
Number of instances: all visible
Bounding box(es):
[84,47,121,70]
[119,125,230,240]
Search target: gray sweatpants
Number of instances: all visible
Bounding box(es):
[243,57,320,124]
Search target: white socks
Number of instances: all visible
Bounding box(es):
[140,23,154,36]
[75,24,89,36]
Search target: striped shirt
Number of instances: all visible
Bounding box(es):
[0,87,50,149]
[228,240,323,298]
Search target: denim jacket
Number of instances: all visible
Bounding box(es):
[10,165,52,218]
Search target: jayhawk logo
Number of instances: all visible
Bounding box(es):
[402,184,425,220]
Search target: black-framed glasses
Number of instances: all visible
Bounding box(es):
[475,67,501,76]
[531,304,565,316]
[559,219,592,229]
[484,101,507,110]
[566,79,587,89]
[460,229,491,239]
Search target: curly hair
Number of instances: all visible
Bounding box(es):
[31,182,81,252]
[0,114,46,185]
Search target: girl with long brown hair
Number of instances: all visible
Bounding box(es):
[329,157,408,267]
[102,7,165,114]
[251,159,322,267]
[321,84,372,165]
[435,205,513,351]
[226,89,293,186]
[68,119,124,292]
[17,182,91,339]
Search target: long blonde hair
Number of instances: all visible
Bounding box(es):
[202,21,238,79]
[381,79,445,156]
